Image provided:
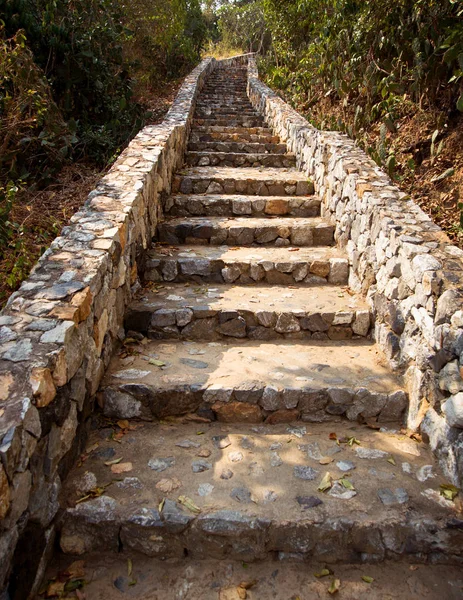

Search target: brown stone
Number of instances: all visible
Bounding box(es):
[52,348,67,387]
[0,463,10,520]
[265,199,288,215]
[328,326,353,341]
[118,222,127,251]
[130,262,138,284]
[49,305,80,323]
[0,372,14,402]
[93,309,109,354]
[265,409,300,424]
[71,287,92,322]
[212,401,262,423]
[310,261,330,278]
[356,182,373,198]
[30,367,57,407]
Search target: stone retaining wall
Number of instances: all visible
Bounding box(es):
[0,55,246,599]
[247,56,463,487]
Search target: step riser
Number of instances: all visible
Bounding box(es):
[195,110,257,117]
[144,256,347,286]
[185,152,296,168]
[157,222,334,247]
[163,196,321,218]
[193,118,265,127]
[125,306,371,342]
[172,175,314,197]
[191,125,273,135]
[100,382,406,423]
[188,142,287,154]
[190,131,279,144]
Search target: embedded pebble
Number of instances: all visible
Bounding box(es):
[116,477,143,489]
[329,481,357,500]
[355,447,388,459]
[299,442,322,460]
[198,483,214,497]
[416,465,435,482]
[294,466,318,480]
[220,469,234,480]
[212,435,231,449]
[148,457,176,472]
[369,468,395,480]
[240,436,254,449]
[297,495,323,509]
[270,442,282,451]
[287,425,306,438]
[336,460,356,472]
[263,490,278,503]
[176,439,201,449]
[377,487,409,505]
[402,462,412,474]
[249,462,264,476]
[228,451,243,463]
[270,452,283,467]
[180,358,208,369]
[113,369,150,379]
[230,487,252,503]
[192,459,212,473]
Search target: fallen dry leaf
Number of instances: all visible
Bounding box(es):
[178,495,201,514]
[105,457,122,466]
[328,579,341,594]
[156,477,181,493]
[64,560,85,579]
[111,461,133,474]
[117,419,129,429]
[46,580,65,597]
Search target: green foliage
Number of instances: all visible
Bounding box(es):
[0,0,208,182]
[0,181,18,252]
[260,0,463,118]
[216,0,270,54]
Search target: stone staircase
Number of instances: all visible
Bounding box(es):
[52,65,462,591]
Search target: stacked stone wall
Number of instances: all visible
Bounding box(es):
[0,55,251,599]
[247,56,463,487]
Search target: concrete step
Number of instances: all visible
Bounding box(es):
[125,283,371,341]
[157,216,334,247]
[172,166,313,196]
[58,418,460,563]
[144,245,348,286]
[99,338,407,423]
[163,194,321,218]
[193,117,265,128]
[188,141,288,154]
[44,554,463,597]
[185,151,296,168]
[190,126,280,144]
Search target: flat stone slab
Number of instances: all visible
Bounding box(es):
[100,339,407,422]
[158,216,333,246]
[125,283,371,341]
[164,195,321,217]
[145,244,348,285]
[185,151,296,168]
[59,420,462,563]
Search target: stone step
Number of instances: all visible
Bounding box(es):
[144,245,348,286]
[172,166,313,196]
[125,283,371,341]
[195,100,254,108]
[59,418,460,564]
[44,554,463,596]
[157,216,334,247]
[193,117,265,128]
[194,109,258,118]
[99,339,407,423]
[163,194,321,218]
[190,126,280,144]
[188,141,288,154]
[185,151,296,168]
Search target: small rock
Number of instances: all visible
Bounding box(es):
[148,457,175,472]
[263,490,278,503]
[270,442,282,451]
[197,448,212,458]
[329,481,357,499]
[294,466,318,480]
[94,447,116,460]
[299,442,322,460]
[296,495,323,509]
[287,425,306,438]
[377,487,409,506]
[230,487,252,503]
[228,451,243,463]
[180,358,209,369]
[239,436,254,449]
[270,452,283,467]
[402,462,412,474]
[220,469,234,480]
[416,465,435,482]
[336,460,356,472]
[212,435,231,449]
[176,439,201,449]
[355,447,388,459]
[113,369,150,379]
[249,462,264,476]
[117,477,143,490]
[2,338,33,362]
[442,393,463,428]
[192,459,212,473]
[198,483,214,497]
